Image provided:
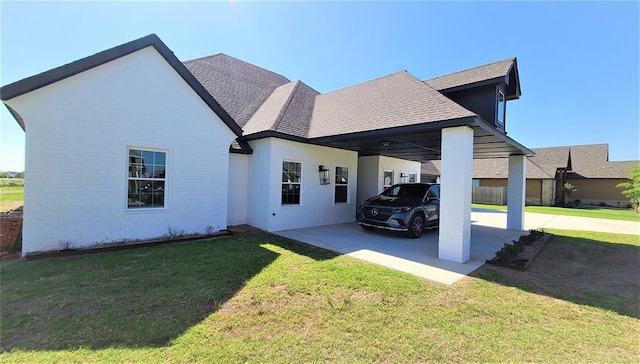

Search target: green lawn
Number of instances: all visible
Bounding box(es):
[0,179,24,212]
[473,203,640,222]
[1,230,638,362]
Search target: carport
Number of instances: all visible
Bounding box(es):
[308,58,531,264]
[313,119,532,264]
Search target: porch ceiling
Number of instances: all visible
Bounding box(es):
[310,117,533,162]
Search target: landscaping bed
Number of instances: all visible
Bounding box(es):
[23,230,230,261]
[486,230,552,271]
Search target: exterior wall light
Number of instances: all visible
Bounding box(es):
[318,165,330,185]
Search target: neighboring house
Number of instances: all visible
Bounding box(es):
[1,34,531,263]
[423,144,638,206]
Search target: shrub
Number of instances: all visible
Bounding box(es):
[599,202,607,207]
[496,244,516,262]
[495,230,543,262]
[495,240,524,262]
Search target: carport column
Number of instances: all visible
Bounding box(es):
[438,126,473,263]
[507,155,526,230]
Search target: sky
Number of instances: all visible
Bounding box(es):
[1,1,638,171]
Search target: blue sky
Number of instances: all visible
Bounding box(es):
[1,1,638,171]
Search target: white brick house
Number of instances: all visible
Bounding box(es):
[1,34,531,263]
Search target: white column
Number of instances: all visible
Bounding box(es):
[507,155,526,230]
[438,126,473,263]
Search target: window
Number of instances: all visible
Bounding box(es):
[335,166,348,203]
[408,173,417,183]
[128,149,166,209]
[383,170,393,189]
[282,161,301,205]
[383,184,429,198]
[497,86,506,131]
[426,185,440,201]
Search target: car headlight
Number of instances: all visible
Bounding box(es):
[391,206,412,213]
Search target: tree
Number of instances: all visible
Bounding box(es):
[0,172,6,178]
[563,182,577,206]
[617,163,640,213]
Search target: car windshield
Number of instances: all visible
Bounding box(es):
[382,184,429,198]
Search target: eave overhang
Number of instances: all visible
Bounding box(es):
[241,116,533,162]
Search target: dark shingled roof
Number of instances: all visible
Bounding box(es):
[535,144,636,179]
[2,35,530,158]
[425,58,520,99]
[243,80,319,138]
[184,54,290,127]
[454,144,637,179]
[308,71,477,138]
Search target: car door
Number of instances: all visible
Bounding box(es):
[422,185,440,225]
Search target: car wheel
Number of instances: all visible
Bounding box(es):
[407,213,425,239]
[360,224,374,231]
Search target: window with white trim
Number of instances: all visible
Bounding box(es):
[128,149,166,209]
[282,161,301,205]
[334,166,348,203]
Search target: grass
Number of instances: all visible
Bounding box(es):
[0,179,23,212]
[1,230,638,362]
[473,203,640,222]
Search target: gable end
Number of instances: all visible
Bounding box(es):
[0,34,243,137]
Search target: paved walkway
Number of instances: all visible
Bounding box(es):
[473,209,640,235]
[275,210,639,285]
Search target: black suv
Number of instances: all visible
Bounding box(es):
[356,183,440,238]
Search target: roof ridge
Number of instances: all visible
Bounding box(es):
[182,53,225,63]
[531,143,608,151]
[271,80,301,132]
[183,53,290,82]
[320,70,409,96]
[425,57,516,82]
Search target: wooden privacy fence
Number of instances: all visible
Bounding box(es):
[472,186,507,205]
[1,217,22,252]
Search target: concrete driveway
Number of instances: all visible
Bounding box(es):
[275,209,639,285]
[473,208,640,235]
[275,219,523,285]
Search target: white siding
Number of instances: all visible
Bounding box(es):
[228,153,249,226]
[247,138,358,232]
[246,138,272,230]
[357,156,381,207]
[5,47,237,254]
[356,155,421,206]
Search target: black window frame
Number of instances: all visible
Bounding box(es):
[282,160,302,205]
[334,166,349,203]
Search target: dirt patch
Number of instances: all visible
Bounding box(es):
[473,233,640,318]
[228,225,266,234]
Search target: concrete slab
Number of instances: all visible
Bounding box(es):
[275,218,523,285]
[275,209,639,285]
